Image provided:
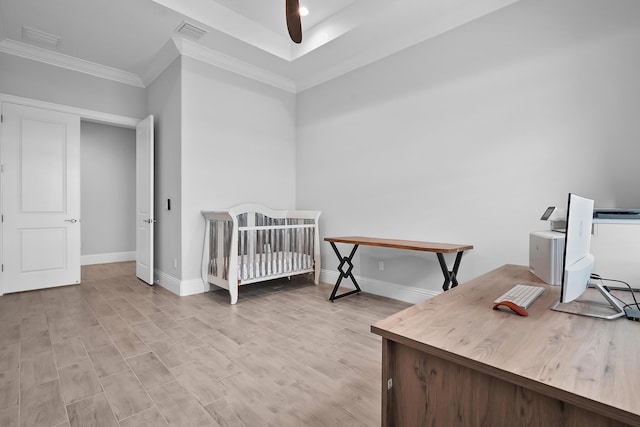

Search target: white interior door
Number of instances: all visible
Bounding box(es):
[1,102,81,293]
[136,115,154,284]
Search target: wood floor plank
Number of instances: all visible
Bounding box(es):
[111,330,150,359]
[20,351,59,390]
[175,316,215,338]
[0,324,20,347]
[204,396,263,427]
[98,315,131,336]
[0,369,19,410]
[130,321,170,344]
[126,351,175,390]
[118,407,169,427]
[145,312,179,331]
[52,337,89,370]
[162,325,205,351]
[198,330,248,361]
[171,361,227,406]
[0,343,20,373]
[146,338,193,369]
[100,370,154,421]
[0,406,18,427]
[20,331,52,359]
[58,359,103,404]
[147,381,215,427]
[71,311,100,330]
[19,379,68,427]
[87,344,129,378]
[47,316,79,345]
[20,312,49,338]
[119,308,150,326]
[66,393,118,427]
[76,325,112,351]
[186,345,239,380]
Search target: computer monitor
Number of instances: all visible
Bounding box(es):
[552,193,626,319]
[560,193,594,302]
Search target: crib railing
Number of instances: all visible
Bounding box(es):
[237,221,315,281]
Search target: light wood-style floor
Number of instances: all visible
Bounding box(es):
[0,262,410,427]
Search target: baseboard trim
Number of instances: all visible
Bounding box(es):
[153,269,208,296]
[81,251,136,266]
[152,268,438,302]
[319,269,439,304]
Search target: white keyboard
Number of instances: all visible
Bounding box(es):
[494,284,544,309]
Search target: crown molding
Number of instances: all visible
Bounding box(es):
[172,38,296,93]
[0,39,144,87]
[140,38,181,87]
[0,36,297,93]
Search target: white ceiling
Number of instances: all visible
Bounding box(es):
[0,0,520,93]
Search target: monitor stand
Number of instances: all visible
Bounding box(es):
[601,285,640,292]
[551,282,626,320]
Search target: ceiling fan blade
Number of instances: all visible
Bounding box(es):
[286,0,302,44]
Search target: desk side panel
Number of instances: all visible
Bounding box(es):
[383,342,633,427]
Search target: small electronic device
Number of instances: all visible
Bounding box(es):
[493,284,545,316]
[540,206,556,221]
[625,306,640,321]
[529,231,565,285]
[551,193,626,319]
[539,205,566,231]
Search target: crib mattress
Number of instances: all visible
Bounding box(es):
[238,251,313,281]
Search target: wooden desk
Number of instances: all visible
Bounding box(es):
[324,236,473,301]
[371,264,640,426]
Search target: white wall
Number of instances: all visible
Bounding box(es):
[180,56,297,284]
[80,121,136,264]
[147,57,183,282]
[296,0,640,301]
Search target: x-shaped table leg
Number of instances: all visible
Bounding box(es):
[328,242,362,301]
[437,251,465,291]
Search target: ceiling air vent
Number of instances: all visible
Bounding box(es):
[22,26,61,48]
[175,21,207,40]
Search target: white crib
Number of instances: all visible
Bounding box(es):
[201,204,321,304]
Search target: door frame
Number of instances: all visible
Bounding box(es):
[0,93,145,295]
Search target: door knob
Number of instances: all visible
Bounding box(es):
[143,219,157,223]
[64,219,78,223]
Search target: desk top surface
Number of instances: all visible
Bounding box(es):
[371,264,640,425]
[324,236,473,253]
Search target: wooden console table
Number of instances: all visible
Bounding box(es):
[371,264,640,426]
[324,236,473,301]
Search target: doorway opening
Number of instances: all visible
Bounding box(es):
[80,121,136,266]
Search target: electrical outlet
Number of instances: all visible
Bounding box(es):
[378,261,384,271]
[387,378,393,390]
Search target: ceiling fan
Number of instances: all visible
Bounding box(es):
[285,0,302,43]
